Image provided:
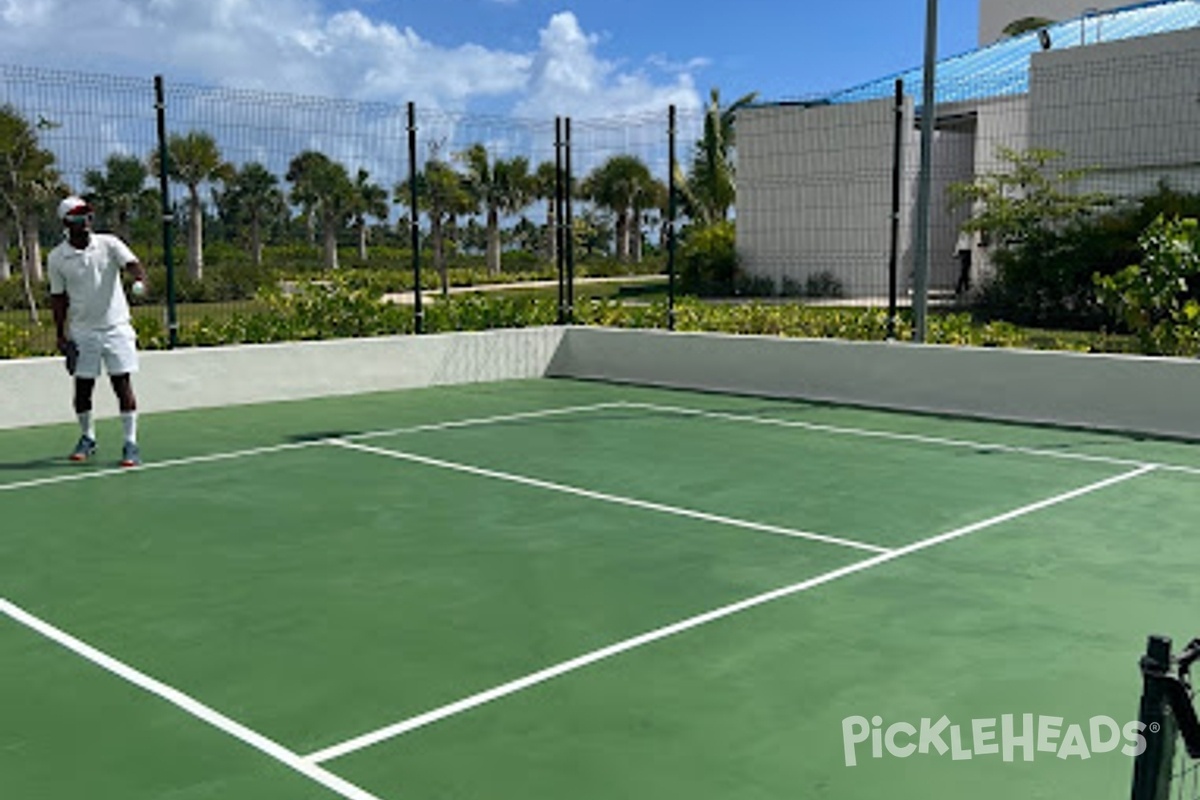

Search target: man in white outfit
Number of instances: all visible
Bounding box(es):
[48,195,148,467]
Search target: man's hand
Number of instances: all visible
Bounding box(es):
[58,337,78,376]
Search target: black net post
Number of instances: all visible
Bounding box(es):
[153,75,178,349]
[564,117,574,325]
[888,79,903,342]
[1133,635,1176,800]
[555,116,565,325]
[667,104,678,332]
[407,102,423,335]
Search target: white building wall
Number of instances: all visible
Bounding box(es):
[737,97,914,298]
[1029,26,1200,196]
[971,95,1032,281]
[927,126,977,289]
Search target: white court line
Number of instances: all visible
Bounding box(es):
[346,401,628,441]
[619,401,1200,475]
[0,441,326,493]
[0,598,386,800]
[0,402,621,495]
[327,438,890,554]
[305,463,1157,764]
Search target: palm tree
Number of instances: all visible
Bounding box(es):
[350,168,389,262]
[687,88,758,223]
[84,154,152,242]
[460,144,532,274]
[0,105,61,317]
[396,157,473,295]
[286,151,354,270]
[215,162,286,266]
[580,154,657,262]
[532,160,560,263]
[152,130,232,280]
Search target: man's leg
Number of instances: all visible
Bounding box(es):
[70,377,98,461]
[111,374,140,466]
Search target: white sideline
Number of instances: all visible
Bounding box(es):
[327,438,891,554]
[304,463,1158,764]
[0,598,385,800]
[620,401,1189,474]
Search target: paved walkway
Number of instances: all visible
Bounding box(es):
[382,274,667,305]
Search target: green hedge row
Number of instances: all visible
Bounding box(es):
[0,280,1138,360]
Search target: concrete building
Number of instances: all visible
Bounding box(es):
[736,0,1200,300]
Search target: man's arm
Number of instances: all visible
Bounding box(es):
[124,259,147,285]
[51,292,69,351]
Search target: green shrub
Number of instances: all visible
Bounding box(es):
[805,270,845,299]
[1095,214,1200,356]
[0,321,31,358]
[679,221,737,295]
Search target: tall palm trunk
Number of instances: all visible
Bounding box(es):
[21,214,42,282]
[0,224,12,281]
[631,207,644,263]
[14,221,38,322]
[357,221,369,262]
[250,217,264,266]
[486,207,501,274]
[544,202,557,264]
[431,214,448,296]
[615,208,630,262]
[322,214,339,270]
[187,186,204,280]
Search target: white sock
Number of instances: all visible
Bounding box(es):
[121,411,138,444]
[78,411,95,440]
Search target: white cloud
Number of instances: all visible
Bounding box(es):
[0,1,701,119]
[514,12,702,121]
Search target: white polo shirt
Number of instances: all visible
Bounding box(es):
[47,233,137,332]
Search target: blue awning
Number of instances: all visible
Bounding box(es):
[822,0,1200,107]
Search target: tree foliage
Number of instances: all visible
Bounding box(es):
[1002,17,1056,37]
[1095,215,1200,355]
[286,150,354,270]
[153,130,232,280]
[84,154,155,242]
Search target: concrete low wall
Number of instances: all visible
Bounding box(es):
[6,325,1200,441]
[1,327,564,430]
[548,327,1200,441]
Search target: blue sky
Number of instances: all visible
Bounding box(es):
[0,0,980,118]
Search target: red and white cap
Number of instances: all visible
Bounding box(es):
[57,196,92,220]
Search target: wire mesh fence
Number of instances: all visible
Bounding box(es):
[3,8,1200,357]
[1,63,702,355]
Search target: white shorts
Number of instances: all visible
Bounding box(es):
[73,323,139,379]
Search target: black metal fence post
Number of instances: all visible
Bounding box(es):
[667,104,678,332]
[565,117,574,325]
[555,117,565,325]
[888,79,904,341]
[407,101,423,334]
[153,75,177,349]
[1131,635,1174,800]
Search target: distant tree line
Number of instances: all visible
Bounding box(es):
[1,88,756,298]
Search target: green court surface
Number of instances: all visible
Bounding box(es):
[1,377,1197,799]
